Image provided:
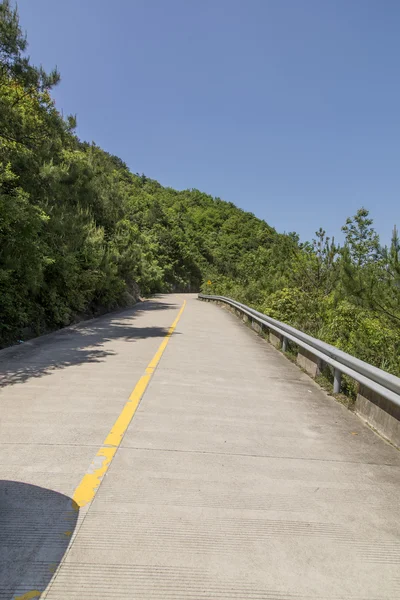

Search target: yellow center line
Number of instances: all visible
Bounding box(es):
[72,300,186,509]
[14,592,41,600]
[12,302,187,600]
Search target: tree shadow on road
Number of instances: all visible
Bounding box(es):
[0,299,181,388]
[0,480,79,600]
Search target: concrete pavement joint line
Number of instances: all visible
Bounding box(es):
[73,299,186,509]
[16,300,186,600]
[117,445,399,467]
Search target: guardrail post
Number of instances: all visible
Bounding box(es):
[333,369,341,394]
[282,337,288,353]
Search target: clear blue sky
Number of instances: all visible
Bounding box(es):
[17,0,399,244]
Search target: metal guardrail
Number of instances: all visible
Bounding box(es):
[198,294,400,409]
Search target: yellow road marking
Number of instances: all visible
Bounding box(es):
[13,303,186,600]
[72,300,186,509]
[15,592,41,600]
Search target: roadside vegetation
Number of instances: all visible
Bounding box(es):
[208,212,400,383]
[1,0,399,382]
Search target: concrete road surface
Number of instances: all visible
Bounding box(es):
[0,294,399,599]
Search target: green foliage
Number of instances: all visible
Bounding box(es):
[341,208,379,268]
[261,288,307,326]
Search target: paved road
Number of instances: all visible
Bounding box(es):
[1,294,400,599]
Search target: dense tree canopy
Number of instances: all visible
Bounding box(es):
[1,1,399,385]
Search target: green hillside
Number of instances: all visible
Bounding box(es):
[1,0,399,386]
[0,1,284,343]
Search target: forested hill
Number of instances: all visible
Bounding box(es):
[0,0,286,345]
[1,0,400,387]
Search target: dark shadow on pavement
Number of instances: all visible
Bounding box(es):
[0,299,181,388]
[0,481,79,599]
